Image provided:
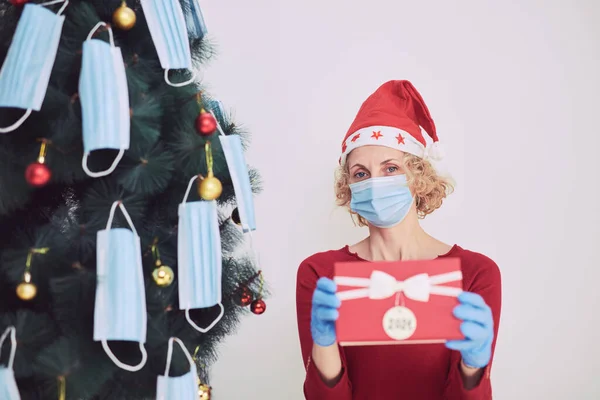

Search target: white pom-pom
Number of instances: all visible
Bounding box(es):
[425,142,444,161]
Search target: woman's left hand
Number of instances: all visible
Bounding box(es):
[445,291,494,369]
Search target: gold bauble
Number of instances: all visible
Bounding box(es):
[112,3,136,31]
[199,176,222,200]
[16,282,37,300]
[198,383,211,400]
[152,265,174,287]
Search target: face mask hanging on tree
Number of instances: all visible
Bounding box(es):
[204,103,256,232]
[181,0,208,39]
[94,201,147,372]
[178,143,224,333]
[0,0,69,134]
[141,0,196,87]
[156,338,199,400]
[0,326,20,400]
[79,22,130,178]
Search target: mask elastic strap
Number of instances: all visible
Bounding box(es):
[210,110,226,137]
[102,340,147,372]
[164,337,195,376]
[182,175,200,204]
[0,109,32,134]
[82,148,125,178]
[106,200,138,234]
[164,69,196,87]
[0,326,17,369]
[40,0,70,15]
[87,22,115,46]
[185,304,224,333]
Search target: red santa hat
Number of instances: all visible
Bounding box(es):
[340,80,443,164]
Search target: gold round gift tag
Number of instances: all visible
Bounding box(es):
[382,306,417,340]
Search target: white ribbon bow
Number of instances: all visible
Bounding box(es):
[334,270,463,302]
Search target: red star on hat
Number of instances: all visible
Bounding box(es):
[342,141,347,153]
[351,133,361,142]
[371,131,382,140]
[396,133,405,145]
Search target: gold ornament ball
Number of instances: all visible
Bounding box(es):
[16,282,37,300]
[113,4,136,31]
[152,266,174,287]
[199,176,222,200]
[198,383,211,400]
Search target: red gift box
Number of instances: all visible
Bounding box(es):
[334,258,464,346]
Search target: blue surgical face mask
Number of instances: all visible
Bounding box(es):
[141,0,196,87]
[79,23,130,178]
[181,0,208,39]
[177,177,224,333]
[218,134,257,233]
[0,326,20,400]
[94,201,147,372]
[349,174,414,228]
[156,338,198,400]
[0,1,68,134]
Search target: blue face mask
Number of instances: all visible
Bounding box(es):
[79,23,130,178]
[141,0,196,87]
[156,338,198,400]
[0,1,68,134]
[0,326,20,400]
[94,201,147,372]
[349,174,414,228]
[218,134,257,233]
[181,0,208,39]
[178,177,224,333]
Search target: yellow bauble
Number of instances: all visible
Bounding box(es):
[198,383,211,400]
[16,282,37,300]
[113,3,136,31]
[152,266,174,287]
[199,176,222,200]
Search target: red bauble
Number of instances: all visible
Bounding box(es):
[239,286,253,307]
[195,112,217,136]
[9,0,29,6]
[25,162,51,187]
[250,299,266,315]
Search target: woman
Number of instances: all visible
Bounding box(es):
[295,80,501,399]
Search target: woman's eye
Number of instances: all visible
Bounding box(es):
[386,166,399,173]
[354,171,368,179]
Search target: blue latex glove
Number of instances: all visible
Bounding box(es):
[310,277,341,347]
[445,291,494,368]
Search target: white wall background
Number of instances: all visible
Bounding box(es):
[200,1,600,399]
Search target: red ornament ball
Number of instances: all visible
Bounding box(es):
[25,162,51,187]
[195,112,217,136]
[250,299,266,315]
[9,0,29,6]
[239,287,253,307]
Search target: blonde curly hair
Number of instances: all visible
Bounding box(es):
[334,153,454,226]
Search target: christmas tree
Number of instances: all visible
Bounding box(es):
[0,1,265,399]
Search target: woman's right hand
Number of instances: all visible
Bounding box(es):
[310,277,341,347]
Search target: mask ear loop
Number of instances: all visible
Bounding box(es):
[40,0,70,15]
[0,0,69,134]
[81,22,125,178]
[164,337,196,377]
[101,201,147,372]
[164,69,196,87]
[0,326,17,369]
[181,176,225,333]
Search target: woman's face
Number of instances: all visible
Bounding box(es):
[346,146,405,184]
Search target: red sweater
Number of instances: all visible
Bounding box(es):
[295,245,502,400]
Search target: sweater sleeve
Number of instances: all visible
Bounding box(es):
[296,259,353,400]
[444,256,502,400]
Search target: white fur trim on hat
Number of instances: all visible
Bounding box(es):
[341,126,425,164]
